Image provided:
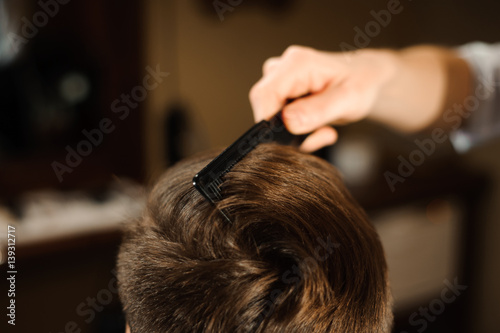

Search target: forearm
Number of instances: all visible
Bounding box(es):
[369,46,472,133]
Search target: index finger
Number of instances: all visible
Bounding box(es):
[249,46,322,122]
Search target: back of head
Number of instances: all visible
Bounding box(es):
[117,144,393,332]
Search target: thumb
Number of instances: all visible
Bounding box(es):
[299,126,338,152]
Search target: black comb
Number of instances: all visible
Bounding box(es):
[192,111,307,222]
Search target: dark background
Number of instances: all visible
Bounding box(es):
[1,0,500,332]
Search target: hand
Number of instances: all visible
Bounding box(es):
[249,45,399,152]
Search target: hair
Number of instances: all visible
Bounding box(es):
[117,143,393,332]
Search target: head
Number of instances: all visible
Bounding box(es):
[117,144,392,332]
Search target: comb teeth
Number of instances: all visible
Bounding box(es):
[214,178,223,187]
[192,110,308,222]
[208,182,222,201]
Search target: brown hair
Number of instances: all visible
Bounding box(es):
[117,144,393,332]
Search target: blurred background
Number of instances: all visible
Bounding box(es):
[0,0,499,332]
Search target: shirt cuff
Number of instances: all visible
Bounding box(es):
[450,41,500,153]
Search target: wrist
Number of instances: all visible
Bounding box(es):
[361,48,402,119]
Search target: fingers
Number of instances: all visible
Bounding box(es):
[250,46,394,151]
[262,57,280,75]
[281,83,348,134]
[250,45,327,122]
[299,126,338,152]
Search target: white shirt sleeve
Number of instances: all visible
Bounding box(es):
[450,41,500,152]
